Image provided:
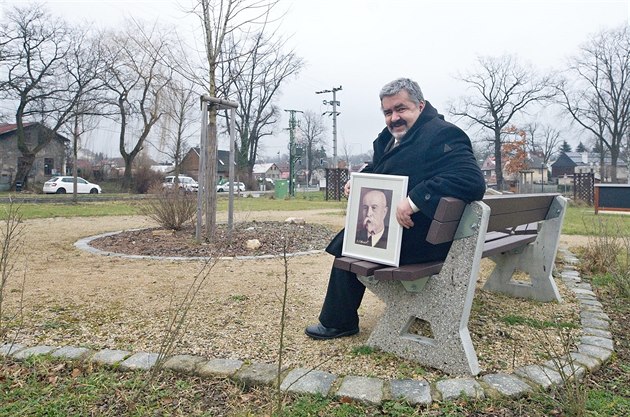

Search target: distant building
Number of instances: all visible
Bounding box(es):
[180,147,233,181]
[252,163,282,181]
[551,152,628,183]
[0,122,69,186]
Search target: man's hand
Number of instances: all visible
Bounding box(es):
[396,198,415,229]
[343,181,351,197]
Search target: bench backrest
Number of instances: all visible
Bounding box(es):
[427,193,559,245]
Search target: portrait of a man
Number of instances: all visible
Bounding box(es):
[355,188,392,249]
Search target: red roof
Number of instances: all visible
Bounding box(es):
[0,122,34,135]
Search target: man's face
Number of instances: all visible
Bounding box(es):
[381,90,424,140]
[361,190,388,235]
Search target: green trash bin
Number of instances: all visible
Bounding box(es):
[274,179,288,199]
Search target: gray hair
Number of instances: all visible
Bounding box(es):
[379,78,424,105]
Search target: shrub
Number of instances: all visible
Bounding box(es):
[580,216,630,298]
[141,187,197,230]
[134,166,164,194]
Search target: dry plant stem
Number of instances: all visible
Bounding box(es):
[149,258,220,381]
[273,239,291,416]
[142,188,197,231]
[536,326,587,416]
[0,199,26,343]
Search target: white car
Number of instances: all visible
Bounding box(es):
[162,175,198,192]
[43,176,102,194]
[216,181,246,192]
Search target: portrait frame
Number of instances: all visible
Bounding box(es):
[342,172,408,267]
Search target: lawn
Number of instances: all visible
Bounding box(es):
[0,191,347,220]
[2,194,627,237]
[1,195,628,415]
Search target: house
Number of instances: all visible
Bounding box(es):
[180,147,233,181]
[0,122,69,187]
[480,156,497,186]
[252,163,282,182]
[480,153,547,191]
[551,152,628,183]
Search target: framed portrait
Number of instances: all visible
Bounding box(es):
[341,172,408,267]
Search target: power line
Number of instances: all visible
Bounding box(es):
[284,108,303,197]
[316,85,342,167]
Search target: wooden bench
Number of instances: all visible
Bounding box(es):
[334,193,567,376]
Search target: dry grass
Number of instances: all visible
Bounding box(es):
[2,211,583,381]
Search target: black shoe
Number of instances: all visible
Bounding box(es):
[304,323,359,340]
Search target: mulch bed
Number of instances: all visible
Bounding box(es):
[88,221,337,258]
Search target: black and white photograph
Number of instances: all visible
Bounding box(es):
[342,173,407,266]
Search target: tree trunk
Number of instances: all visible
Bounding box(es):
[12,154,35,191]
[494,129,504,190]
[122,156,134,191]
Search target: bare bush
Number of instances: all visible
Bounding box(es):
[537,327,588,417]
[0,199,26,342]
[134,166,164,194]
[614,233,630,297]
[580,216,621,273]
[141,187,197,230]
[580,216,630,297]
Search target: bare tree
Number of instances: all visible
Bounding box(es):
[555,25,630,183]
[449,54,555,189]
[0,4,98,190]
[192,0,280,238]
[153,79,199,177]
[297,111,326,185]
[100,20,173,191]
[220,31,304,184]
[524,122,562,165]
[61,30,109,202]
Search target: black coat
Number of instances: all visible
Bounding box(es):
[327,101,486,265]
[355,227,388,249]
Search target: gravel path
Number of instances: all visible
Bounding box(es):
[2,210,588,380]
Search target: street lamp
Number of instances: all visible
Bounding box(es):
[540,163,545,193]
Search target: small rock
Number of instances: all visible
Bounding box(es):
[245,239,261,250]
[285,217,306,224]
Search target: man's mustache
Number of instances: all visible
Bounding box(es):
[390,120,406,128]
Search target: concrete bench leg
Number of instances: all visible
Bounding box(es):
[358,202,489,376]
[483,196,567,303]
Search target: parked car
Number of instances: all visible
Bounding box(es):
[162,175,198,192]
[216,181,246,192]
[43,176,102,194]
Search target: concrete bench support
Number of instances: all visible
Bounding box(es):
[358,201,490,376]
[483,196,567,302]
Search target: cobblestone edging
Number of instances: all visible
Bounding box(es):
[0,248,615,406]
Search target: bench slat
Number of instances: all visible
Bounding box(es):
[487,208,549,232]
[333,256,364,272]
[483,194,556,215]
[482,234,537,258]
[375,261,444,281]
[426,198,467,245]
[434,197,467,222]
[426,219,460,245]
[485,231,510,242]
[351,260,387,276]
[514,222,539,235]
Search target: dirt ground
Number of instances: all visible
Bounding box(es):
[3,209,590,380]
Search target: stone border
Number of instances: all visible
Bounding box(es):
[1,247,615,405]
[74,229,324,261]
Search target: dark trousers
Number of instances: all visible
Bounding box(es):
[318,265,366,330]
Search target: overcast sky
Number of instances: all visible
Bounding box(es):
[2,0,629,160]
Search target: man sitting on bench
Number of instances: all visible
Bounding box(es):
[305,77,486,340]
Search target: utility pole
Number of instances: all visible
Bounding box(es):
[316,86,342,168]
[284,109,303,197]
